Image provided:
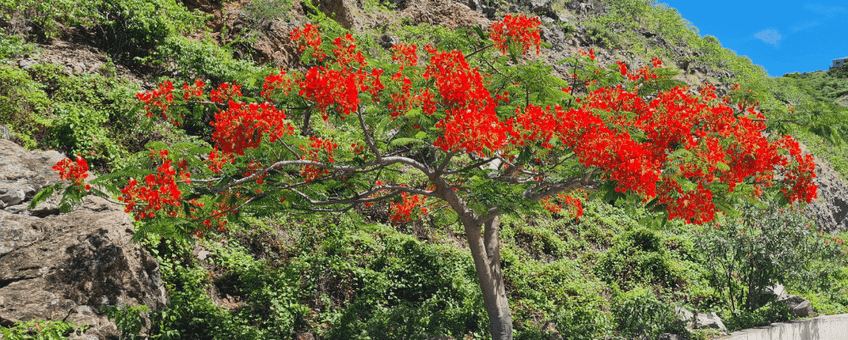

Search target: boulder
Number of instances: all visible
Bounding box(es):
[0,139,65,209]
[0,140,167,339]
[803,146,848,233]
[696,312,727,331]
[674,307,726,331]
[779,295,815,317]
[313,0,355,29]
[0,124,14,141]
[658,333,686,340]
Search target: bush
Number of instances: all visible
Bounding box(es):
[722,301,791,332]
[0,319,86,340]
[0,65,52,148]
[149,35,265,85]
[697,203,846,313]
[595,228,683,290]
[611,286,681,339]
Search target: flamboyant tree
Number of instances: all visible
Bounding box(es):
[34,14,817,339]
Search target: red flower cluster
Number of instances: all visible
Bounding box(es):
[289,23,325,60]
[118,149,193,221]
[778,136,818,204]
[242,160,268,185]
[211,101,293,156]
[425,48,507,155]
[540,192,584,220]
[261,69,294,99]
[182,79,205,100]
[391,43,418,68]
[210,82,242,104]
[53,155,90,190]
[295,26,384,120]
[299,137,338,182]
[390,192,428,223]
[490,14,542,55]
[136,80,175,118]
[332,34,366,68]
[386,72,435,118]
[206,147,232,173]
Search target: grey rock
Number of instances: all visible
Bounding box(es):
[675,306,694,323]
[378,34,400,49]
[17,58,37,69]
[0,140,167,339]
[658,333,686,340]
[697,312,726,331]
[0,124,14,140]
[779,295,815,317]
[803,143,848,233]
[674,307,726,331]
[767,284,786,299]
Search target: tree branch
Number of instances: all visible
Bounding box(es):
[356,108,382,160]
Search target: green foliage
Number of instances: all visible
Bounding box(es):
[697,203,846,313]
[0,29,36,61]
[102,304,150,340]
[246,0,294,24]
[611,286,681,339]
[0,0,99,37]
[594,227,697,291]
[0,65,52,148]
[148,35,266,85]
[0,320,86,340]
[722,301,791,332]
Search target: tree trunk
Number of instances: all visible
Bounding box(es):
[462,214,513,340]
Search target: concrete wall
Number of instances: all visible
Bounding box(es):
[722,314,848,340]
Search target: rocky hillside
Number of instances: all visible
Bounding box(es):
[2,0,848,339]
[4,0,847,231]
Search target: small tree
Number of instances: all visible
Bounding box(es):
[699,204,845,313]
[34,16,818,339]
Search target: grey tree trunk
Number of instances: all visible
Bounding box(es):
[463,214,513,340]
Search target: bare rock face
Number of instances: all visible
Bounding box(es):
[802,143,848,233]
[0,140,166,339]
[779,295,815,317]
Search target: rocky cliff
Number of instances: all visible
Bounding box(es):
[0,139,167,339]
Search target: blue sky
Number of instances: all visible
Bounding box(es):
[657,1,847,77]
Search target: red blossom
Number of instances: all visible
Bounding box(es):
[490,14,542,55]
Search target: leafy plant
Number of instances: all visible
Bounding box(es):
[0,320,86,340]
[103,304,150,340]
[611,286,681,339]
[698,203,846,313]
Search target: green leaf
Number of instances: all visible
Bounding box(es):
[28,183,62,209]
[473,25,487,40]
[144,141,168,151]
[714,162,730,172]
[390,137,418,147]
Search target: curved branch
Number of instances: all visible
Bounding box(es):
[356,108,383,160]
[444,157,499,175]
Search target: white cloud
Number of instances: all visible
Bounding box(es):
[804,3,846,16]
[754,29,782,47]
[790,20,820,32]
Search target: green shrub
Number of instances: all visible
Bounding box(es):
[149,35,265,85]
[0,319,86,340]
[102,304,150,340]
[246,0,294,24]
[0,29,36,61]
[722,301,791,332]
[611,286,681,339]
[0,65,52,148]
[595,228,682,290]
[698,203,846,313]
